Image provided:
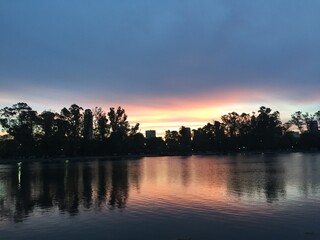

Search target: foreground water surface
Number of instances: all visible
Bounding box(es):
[0,153,320,240]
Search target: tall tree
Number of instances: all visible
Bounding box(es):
[93,107,109,140]
[253,106,283,149]
[39,111,56,139]
[289,111,305,133]
[179,126,192,153]
[108,107,130,135]
[221,112,240,137]
[0,103,38,141]
[213,121,226,150]
[165,130,180,152]
[60,104,83,139]
[0,103,38,156]
[107,106,130,154]
[129,123,140,136]
[238,113,252,137]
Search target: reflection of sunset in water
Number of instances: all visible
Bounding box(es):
[0,154,320,240]
[128,156,287,216]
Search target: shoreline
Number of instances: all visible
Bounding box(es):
[0,149,319,164]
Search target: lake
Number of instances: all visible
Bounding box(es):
[0,153,320,240]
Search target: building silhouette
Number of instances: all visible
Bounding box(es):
[83,109,93,140]
[145,130,156,139]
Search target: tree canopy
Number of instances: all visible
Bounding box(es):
[0,103,319,159]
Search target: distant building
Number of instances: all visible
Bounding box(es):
[308,121,319,133]
[145,130,156,139]
[83,109,93,140]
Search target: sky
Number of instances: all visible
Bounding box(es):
[1,0,320,136]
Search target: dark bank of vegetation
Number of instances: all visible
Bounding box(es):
[0,102,320,159]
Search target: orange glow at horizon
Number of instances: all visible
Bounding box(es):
[1,87,319,138]
[98,88,273,137]
[112,89,300,137]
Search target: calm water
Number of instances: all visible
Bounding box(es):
[0,153,320,240]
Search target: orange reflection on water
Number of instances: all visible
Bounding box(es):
[0,154,319,224]
[127,156,289,216]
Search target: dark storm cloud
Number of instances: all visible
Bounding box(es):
[1,0,320,102]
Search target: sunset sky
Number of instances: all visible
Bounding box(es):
[1,1,320,136]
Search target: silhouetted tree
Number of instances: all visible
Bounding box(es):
[213,121,227,151]
[0,103,37,140]
[165,130,180,153]
[108,107,130,135]
[289,111,305,133]
[38,110,60,156]
[202,123,215,150]
[127,133,145,154]
[129,123,140,136]
[68,104,83,138]
[108,107,131,154]
[93,107,109,140]
[192,128,209,152]
[0,103,38,156]
[59,104,83,156]
[253,106,283,149]
[2,103,320,158]
[221,112,240,138]
[192,121,226,152]
[288,111,315,133]
[179,126,192,153]
[145,137,165,154]
[38,111,56,139]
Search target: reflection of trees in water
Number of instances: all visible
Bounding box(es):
[228,154,320,202]
[263,158,286,203]
[298,154,320,196]
[38,164,55,209]
[108,162,128,209]
[180,157,191,187]
[14,164,36,222]
[96,161,108,207]
[227,156,264,199]
[0,160,140,222]
[1,155,320,222]
[227,155,286,203]
[127,160,143,193]
[83,164,92,209]
[165,156,191,187]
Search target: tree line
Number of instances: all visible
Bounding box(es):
[0,103,319,158]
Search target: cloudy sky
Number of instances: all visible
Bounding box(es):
[1,0,320,135]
